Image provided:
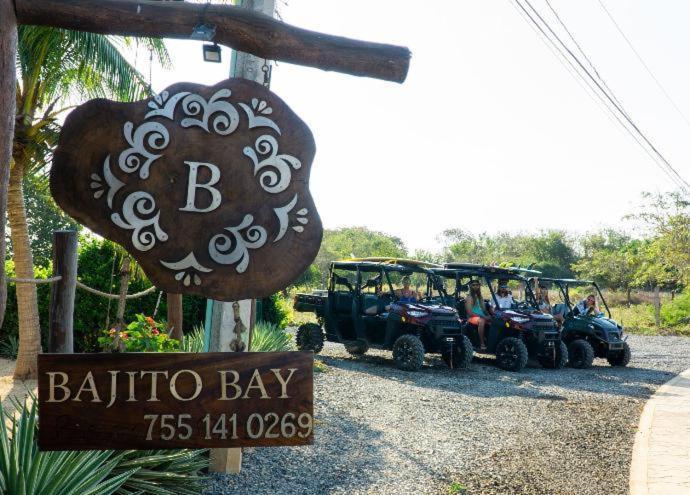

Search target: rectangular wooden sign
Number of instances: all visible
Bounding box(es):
[38,351,313,451]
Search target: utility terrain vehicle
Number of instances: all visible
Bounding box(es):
[433,264,567,372]
[293,259,473,371]
[536,278,630,368]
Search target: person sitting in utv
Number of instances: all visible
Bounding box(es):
[493,282,514,310]
[395,276,422,303]
[536,282,564,326]
[465,279,492,351]
[575,294,601,316]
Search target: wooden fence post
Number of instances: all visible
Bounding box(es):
[167,293,183,340]
[49,230,78,353]
[653,285,661,328]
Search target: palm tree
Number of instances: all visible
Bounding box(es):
[11,27,169,379]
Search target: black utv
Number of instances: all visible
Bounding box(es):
[293,259,473,371]
[537,278,630,368]
[433,264,567,372]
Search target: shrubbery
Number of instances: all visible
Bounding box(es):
[661,290,690,327]
[250,321,293,351]
[98,314,180,352]
[0,396,208,495]
[1,236,205,352]
[260,293,293,329]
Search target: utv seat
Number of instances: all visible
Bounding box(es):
[552,303,568,316]
[456,297,467,319]
[362,294,390,318]
[333,291,353,314]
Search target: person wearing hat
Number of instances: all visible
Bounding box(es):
[465,278,492,351]
[493,281,515,310]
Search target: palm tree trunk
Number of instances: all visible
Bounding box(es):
[0,0,17,330]
[9,160,42,379]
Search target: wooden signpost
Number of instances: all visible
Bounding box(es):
[38,351,313,450]
[3,0,410,461]
[51,78,321,301]
[0,0,410,328]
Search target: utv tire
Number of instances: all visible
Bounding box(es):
[568,339,595,369]
[495,337,529,372]
[345,340,369,356]
[296,323,325,354]
[442,335,474,369]
[541,341,568,369]
[607,342,631,367]
[392,334,425,371]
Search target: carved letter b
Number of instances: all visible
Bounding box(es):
[180,161,221,213]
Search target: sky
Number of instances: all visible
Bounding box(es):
[139,0,690,252]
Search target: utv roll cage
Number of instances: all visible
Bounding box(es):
[334,258,446,303]
[536,278,612,318]
[435,263,543,310]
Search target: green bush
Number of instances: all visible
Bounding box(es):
[2,236,206,352]
[661,290,690,327]
[0,334,18,359]
[250,321,293,352]
[1,260,51,350]
[260,293,292,329]
[98,314,180,352]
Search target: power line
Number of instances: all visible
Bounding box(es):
[523,0,689,191]
[597,0,690,128]
[511,0,689,192]
[543,0,626,112]
[507,0,668,178]
[513,0,685,191]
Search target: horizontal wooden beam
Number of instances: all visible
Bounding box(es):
[15,0,410,83]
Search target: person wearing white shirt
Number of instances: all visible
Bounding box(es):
[493,282,515,309]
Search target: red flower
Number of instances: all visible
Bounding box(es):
[151,329,160,335]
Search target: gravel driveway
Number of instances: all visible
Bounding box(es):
[204,334,690,495]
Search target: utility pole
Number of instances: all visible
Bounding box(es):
[207,0,276,475]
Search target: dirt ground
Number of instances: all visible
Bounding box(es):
[0,358,37,411]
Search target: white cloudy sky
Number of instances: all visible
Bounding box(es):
[142,0,690,252]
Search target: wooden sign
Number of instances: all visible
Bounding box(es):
[50,78,322,301]
[38,351,313,450]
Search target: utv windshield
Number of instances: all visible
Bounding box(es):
[437,270,538,311]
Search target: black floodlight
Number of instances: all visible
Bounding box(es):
[203,43,222,63]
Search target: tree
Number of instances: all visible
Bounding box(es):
[10,27,169,379]
[573,230,640,305]
[627,191,690,286]
[440,229,577,277]
[311,227,407,286]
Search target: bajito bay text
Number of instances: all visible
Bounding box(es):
[38,352,314,451]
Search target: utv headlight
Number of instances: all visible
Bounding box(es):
[511,317,530,324]
[407,311,429,318]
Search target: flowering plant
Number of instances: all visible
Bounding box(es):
[99,314,180,352]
